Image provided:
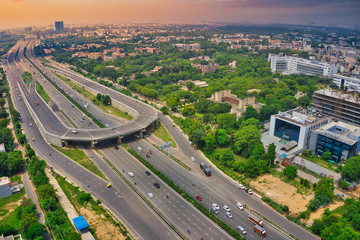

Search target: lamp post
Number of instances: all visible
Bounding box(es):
[207,178,216,214]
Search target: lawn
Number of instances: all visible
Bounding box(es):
[36,82,50,103]
[0,191,25,209]
[234,154,247,163]
[302,155,338,171]
[53,72,133,120]
[149,123,177,148]
[52,145,107,181]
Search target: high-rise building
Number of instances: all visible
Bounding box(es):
[268,54,338,77]
[55,21,64,32]
[312,89,360,126]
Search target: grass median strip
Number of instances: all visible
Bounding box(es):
[21,71,32,89]
[53,71,133,121]
[36,82,50,103]
[148,123,177,148]
[51,144,107,181]
[124,145,244,240]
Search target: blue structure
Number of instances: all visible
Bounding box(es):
[72,216,89,231]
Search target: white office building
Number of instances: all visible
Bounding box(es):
[269,54,338,77]
[332,74,360,92]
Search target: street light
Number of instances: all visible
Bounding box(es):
[207,178,216,214]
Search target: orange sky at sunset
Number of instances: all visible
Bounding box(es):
[1,0,359,29]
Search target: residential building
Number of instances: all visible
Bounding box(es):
[173,43,200,51]
[309,121,360,162]
[191,63,220,74]
[332,74,360,92]
[312,89,360,126]
[1,234,23,240]
[55,21,64,32]
[269,107,332,149]
[0,177,12,199]
[268,54,338,77]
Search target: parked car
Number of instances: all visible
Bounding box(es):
[191,157,195,162]
[226,211,233,218]
[238,184,245,190]
[196,195,202,201]
[154,183,160,188]
[212,203,219,210]
[237,225,246,235]
[138,147,142,151]
[237,202,244,210]
[148,193,153,198]
[145,171,151,176]
[128,172,134,178]
[223,205,230,212]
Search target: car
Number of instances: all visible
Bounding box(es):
[32,138,35,141]
[237,225,246,235]
[107,183,111,188]
[138,147,142,151]
[29,123,33,126]
[196,195,202,201]
[191,157,195,162]
[211,207,219,215]
[248,189,253,195]
[128,172,134,178]
[148,193,153,198]
[238,184,245,190]
[226,211,233,218]
[223,205,230,212]
[212,203,219,210]
[89,154,93,158]
[154,183,160,188]
[114,146,119,150]
[145,171,151,176]
[237,202,244,210]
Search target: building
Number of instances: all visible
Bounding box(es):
[312,89,360,126]
[73,215,90,233]
[269,107,332,149]
[55,21,64,32]
[209,90,263,117]
[332,74,360,92]
[1,234,23,240]
[0,143,5,153]
[268,54,338,77]
[173,43,200,51]
[309,121,360,163]
[0,177,12,199]
[191,63,220,74]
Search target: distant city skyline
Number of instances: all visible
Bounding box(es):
[0,0,359,29]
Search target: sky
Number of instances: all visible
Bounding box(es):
[0,0,359,29]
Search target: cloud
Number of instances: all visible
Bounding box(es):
[220,0,360,8]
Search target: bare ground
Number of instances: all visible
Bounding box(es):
[0,198,23,221]
[305,201,344,226]
[251,174,313,215]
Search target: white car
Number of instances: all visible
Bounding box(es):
[148,193,153,198]
[237,202,244,210]
[223,205,230,212]
[226,211,233,218]
[238,184,245,190]
[191,157,195,162]
[212,203,219,210]
[138,147,142,151]
[237,225,246,235]
[89,154,93,158]
[128,172,134,178]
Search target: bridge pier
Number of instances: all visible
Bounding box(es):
[61,140,68,147]
[118,135,123,144]
[90,140,98,149]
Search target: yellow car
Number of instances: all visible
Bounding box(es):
[32,138,35,141]
[107,183,111,188]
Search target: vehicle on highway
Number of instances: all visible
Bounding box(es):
[196,195,202,201]
[200,162,211,176]
[145,171,151,176]
[223,205,230,212]
[254,225,266,237]
[107,183,111,188]
[148,193,153,198]
[237,202,244,210]
[212,203,219,210]
[146,148,152,154]
[247,189,253,195]
[32,138,35,141]
[211,207,219,215]
[248,214,263,226]
[238,183,245,190]
[154,183,160,188]
[225,212,233,218]
[29,123,33,126]
[89,154,93,158]
[191,157,195,162]
[128,172,134,178]
[237,226,246,235]
[138,147,142,151]
[71,129,78,134]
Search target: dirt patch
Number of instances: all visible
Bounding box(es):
[0,198,23,221]
[78,206,126,240]
[305,201,344,226]
[251,174,313,215]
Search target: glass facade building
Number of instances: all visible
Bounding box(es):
[274,119,300,142]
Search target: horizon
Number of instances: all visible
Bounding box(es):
[0,0,359,30]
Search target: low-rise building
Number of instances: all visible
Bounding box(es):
[0,177,12,199]
[309,121,360,163]
[332,74,360,92]
[269,107,332,149]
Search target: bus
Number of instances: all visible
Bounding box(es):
[200,162,211,176]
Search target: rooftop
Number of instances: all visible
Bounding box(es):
[275,107,330,126]
[0,177,10,186]
[314,89,360,105]
[316,121,360,145]
[72,216,90,230]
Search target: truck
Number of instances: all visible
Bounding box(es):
[248,214,263,226]
[200,162,211,176]
[35,102,39,106]
[254,225,266,237]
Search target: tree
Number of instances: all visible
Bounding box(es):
[322,151,332,161]
[102,95,111,105]
[215,129,228,146]
[251,142,265,160]
[26,224,45,240]
[284,165,297,179]
[244,106,260,120]
[0,224,16,236]
[166,96,180,110]
[186,81,195,90]
[160,106,169,115]
[341,155,360,182]
[265,143,276,167]
[217,113,237,131]
[204,133,216,153]
[96,93,102,102]
[189,129,206,149]
[67,231,82,240]
[315,178,334,201]
[181,106,195,117]
[298,95,311,107]
[194,98,211,113]
[21,213,37,232]
[233,125,261,158]
[220,148,235,166]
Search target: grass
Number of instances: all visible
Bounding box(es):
[51,145,107,181]
[40,58,50,63]
[302,155,338,172]
[234,154,247,163]
[53,72,133,120]
[0,191,25,209]
[1,210,21,231]
[148,123,177,148]
[55,174,132,239]
[36,82,50,103]
[10,175,22,184]
[21,71,32,89]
